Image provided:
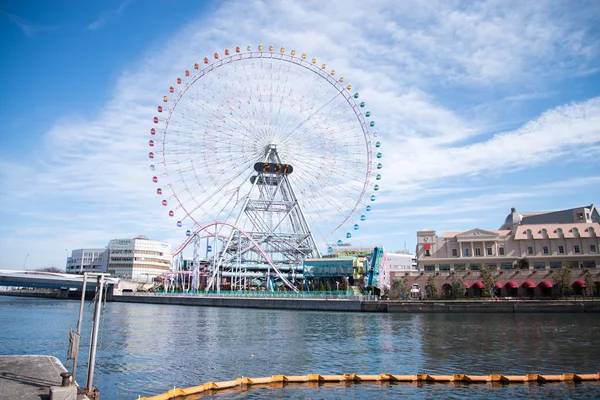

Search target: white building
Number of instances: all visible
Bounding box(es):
[66,248,109,274]
[107,235,171,282]
[387,252,418,274]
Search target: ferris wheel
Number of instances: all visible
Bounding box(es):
[149,44,383,290]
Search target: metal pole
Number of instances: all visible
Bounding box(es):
[87,275,105,393]
[71,272,87,385]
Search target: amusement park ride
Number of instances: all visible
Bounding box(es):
[148,44,390,294]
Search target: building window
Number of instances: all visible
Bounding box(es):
[574,245,581,254]
[499,247,505,256]
[550,262,561,269]
[577,212,584,220]
[583,261,596,269]
[591,244,597,253]
[439,265,451,271]
[543,246,549,255]
[455,264,466,271]
[452,248,458,257]
[425,249,431,256]
[464,248,470,257]
[424,265,435,272]
[527,246,533,255]
[533,262,546,269]
[486,247,492,256]
[558,246,564,254]
[470,264,480,271]
[475,247,481,256]
[501,263,512,270]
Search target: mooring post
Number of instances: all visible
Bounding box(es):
[71,272,87,385]
[86,274,105,395]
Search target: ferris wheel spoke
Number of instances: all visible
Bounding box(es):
[152,47,381,262]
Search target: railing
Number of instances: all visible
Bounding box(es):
[125,290,373,301]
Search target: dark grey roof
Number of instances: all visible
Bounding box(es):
[520,204,596,225]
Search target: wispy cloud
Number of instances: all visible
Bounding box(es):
[87,0,131,30]
[1,11,55,37]
[2,0,599,269]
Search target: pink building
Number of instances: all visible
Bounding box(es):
[407,204,600,297]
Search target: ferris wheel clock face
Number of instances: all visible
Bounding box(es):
[148,44,383,246]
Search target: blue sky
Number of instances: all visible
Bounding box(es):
[1,0,599,270]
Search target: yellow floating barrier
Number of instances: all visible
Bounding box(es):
[139,372,600,400]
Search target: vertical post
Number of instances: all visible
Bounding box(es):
[87,275,105,394]
[71,272,87,385]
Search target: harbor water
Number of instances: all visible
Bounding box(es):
[1,296,599,399]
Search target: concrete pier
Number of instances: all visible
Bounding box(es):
[113,293,600,313]
[0,355,87,400]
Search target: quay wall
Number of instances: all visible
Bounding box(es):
[113,294,363,312]
[369,300,600,313]
[114,294,600,313]
[0,289,70,299]
[3,291,599,313]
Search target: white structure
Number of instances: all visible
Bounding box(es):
[107,235,171,282]
[66,248,109,274]
[387,252,418,274]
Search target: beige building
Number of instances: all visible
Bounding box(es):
[409,204,600,297]
[107,235,171,282]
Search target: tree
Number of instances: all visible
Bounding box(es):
[553,262,573,297]
[426,274,438,299]
[479,264,496,298]
[390,277,409,299]
[450,275,465,299]
[514,258,529,270]
[583,269,596,297]
[35,267,63,273]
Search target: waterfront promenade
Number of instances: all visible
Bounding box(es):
[3,289,600,312]
[113,291,600,313]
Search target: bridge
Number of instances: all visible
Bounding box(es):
[0,269,119,290]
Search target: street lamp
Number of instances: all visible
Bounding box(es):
[24,254,30,269]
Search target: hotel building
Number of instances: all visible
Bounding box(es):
[107,235,171,282]
[410,204,600,297]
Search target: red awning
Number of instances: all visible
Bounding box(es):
[572,280,586,288]
[463,282,470,288]
[424,243,431,250]
[505,281,519,289]
[494,282,502,289]
[538,280,553,289]
[522,281,535,288]
[472,281,484,289]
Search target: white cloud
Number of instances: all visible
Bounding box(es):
[1,0,599,269]
[87,0,131,30]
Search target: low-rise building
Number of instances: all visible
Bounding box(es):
[387,252,417,277]
[65,248,109,274]
[409,204,600,297]
[107,235,171,282]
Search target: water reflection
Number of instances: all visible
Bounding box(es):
[1,297,599,399]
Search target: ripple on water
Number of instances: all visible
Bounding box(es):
[1,298,600,399]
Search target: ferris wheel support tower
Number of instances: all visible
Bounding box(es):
[205,144,320,291]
